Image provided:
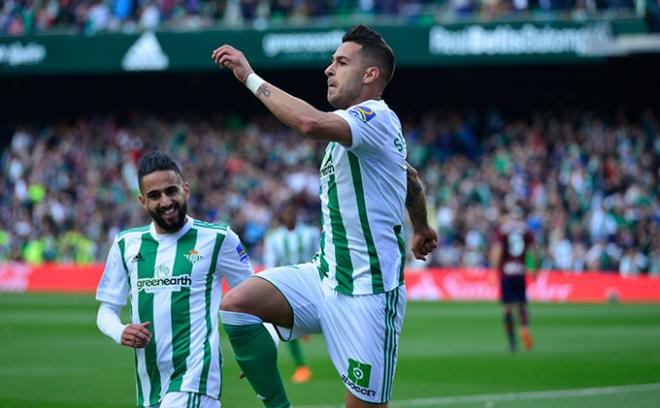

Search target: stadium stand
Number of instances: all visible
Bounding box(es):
[2,109,658,274]
[1,0,653,36]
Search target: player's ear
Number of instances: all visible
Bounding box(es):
[363,66,379,85]
[138,193,147,209]
[183,182,190,200]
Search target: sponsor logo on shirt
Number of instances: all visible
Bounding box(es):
[137,264,192,293]
[183,249,204,265]
[348,105,376,123]
[342,358,375,397]
[236,244,249,264]
[320,161,335,178]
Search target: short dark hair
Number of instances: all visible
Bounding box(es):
[137,151,183,190]
[342,25,396,86]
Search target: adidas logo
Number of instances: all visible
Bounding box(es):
[131,253,145,263]
[121,31,169,71]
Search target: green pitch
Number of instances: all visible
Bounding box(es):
[0,294,659,408]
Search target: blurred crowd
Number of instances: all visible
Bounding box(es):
[1,108,659,276]
[405,108,659,276]
[1,0,651,36]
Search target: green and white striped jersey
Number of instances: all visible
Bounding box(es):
[317,99,407,295]
[263,224,320,268]
[96,217,252,407]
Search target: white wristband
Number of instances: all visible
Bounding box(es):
[245,73,265,95]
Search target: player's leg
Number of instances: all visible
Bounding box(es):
[501,278,517,351]
[220,275,292,408]
[517,284,533,350]
[502,303,516,352]
[322,285,407,408]
[288,339,312,383]
[346,390,388,408]
[220,263,323,408]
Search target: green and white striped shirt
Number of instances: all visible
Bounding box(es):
[263,224,320,268]
[317,99,407,295]
[96,217,252,407]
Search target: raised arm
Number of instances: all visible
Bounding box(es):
[212,45,351,145]
[406,162,438,260]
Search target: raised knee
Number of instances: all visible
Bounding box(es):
[220,288,250,313]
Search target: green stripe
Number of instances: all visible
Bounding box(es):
[381,290,399,402]
[134,353,143,407]
[327,171,354,294]
[137,233,161,406]
[380,291,391,400]
[394,225,406,285]
[199,232,226,395]
[348,152,384,293]
[318,144,336,280]
[186,393,191,408]
[388,290,400,400]
[193,220,229,232]
[117,238,131,289]
[118,225,149,238]
[168,228,198,393]
[318,215,328,279]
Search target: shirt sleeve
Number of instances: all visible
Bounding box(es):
[332,103,391,153]
[97,302,126,344]
[217,227,254,289]
[96,237,129,306]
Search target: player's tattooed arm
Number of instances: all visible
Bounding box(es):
[256,84,271,97]
[406,162,438,260]
[406,162,427,230]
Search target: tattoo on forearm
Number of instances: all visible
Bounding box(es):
[406,164,428,230]
[256,84,271,97]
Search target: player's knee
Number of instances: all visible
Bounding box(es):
[220,287,252,313]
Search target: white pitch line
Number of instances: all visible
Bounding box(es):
[297,383,660,408]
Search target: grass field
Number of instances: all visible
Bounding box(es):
[0,294,659,408]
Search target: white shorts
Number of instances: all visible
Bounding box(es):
[146,391,220,408]
[258,263,407,404]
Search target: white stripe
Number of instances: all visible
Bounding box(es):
[297,383,660,408]
[182,232,214,391]
[154,241,176,398]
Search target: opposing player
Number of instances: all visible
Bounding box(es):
[489,205,537,352]
[263,201,320,383]
[96,151,259,407]
[212,25,438,408]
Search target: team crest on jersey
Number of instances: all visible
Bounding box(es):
[348,105,376,123]
[342,358,375,397]
[183,249,204,265]
[236,244,249,264]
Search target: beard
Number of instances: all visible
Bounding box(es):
[149,201,188,233]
